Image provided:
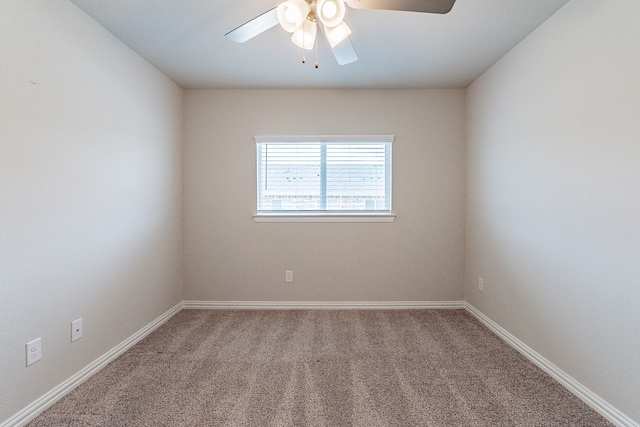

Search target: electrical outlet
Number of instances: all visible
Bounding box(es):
[26,338,42,366]
[71,318,83,342]
[478,277,484,292]
[285,270,294,283]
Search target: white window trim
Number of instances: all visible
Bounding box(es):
[255,135,394,144]
[253,212,396,223]
[254,135,395,223]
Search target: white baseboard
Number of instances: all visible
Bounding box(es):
[8,300,633,427]
[182,300,466,310]
[1,302,184,427]
[464,302,638,427]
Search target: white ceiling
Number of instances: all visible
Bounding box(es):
[68,0,569,89]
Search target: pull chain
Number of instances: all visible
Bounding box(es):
[315,29,319,68]
[301,22,306,63]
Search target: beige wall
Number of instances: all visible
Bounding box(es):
[0,0,184,422]
[6,0,638,424]
[465,0,640,422]
[184,89,465,302]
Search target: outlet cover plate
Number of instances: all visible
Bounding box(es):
[26,338,42,366]
[71,318,83,342]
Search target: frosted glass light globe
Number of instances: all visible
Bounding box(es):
[322,2,337,19]
[285,8,297,23]
[316,0,345,28]
[277,0,311,33]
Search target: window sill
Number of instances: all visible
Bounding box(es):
[253,213,396,223]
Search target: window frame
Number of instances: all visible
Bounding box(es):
[254,135,395,223]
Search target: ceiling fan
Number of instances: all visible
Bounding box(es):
[225,0,456,67]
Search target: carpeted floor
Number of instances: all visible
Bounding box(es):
[30,309,611,426]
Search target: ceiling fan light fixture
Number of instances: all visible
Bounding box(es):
[227,0,457,66]
[277,0,311,33]
[291,19,317,50]
[324,20,352,47]
[316,0,346,27]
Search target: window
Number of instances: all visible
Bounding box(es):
[255,135,394,222]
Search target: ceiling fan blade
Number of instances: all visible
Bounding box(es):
[330,37,358,65]
[225,8,279,43]
[346,0,456,14]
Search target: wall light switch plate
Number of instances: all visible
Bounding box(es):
[71,318,83,342]
[26,338,42,366]
[285,270,294,283]
[478,277,484,292]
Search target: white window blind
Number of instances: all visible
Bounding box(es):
[256,136,393,215]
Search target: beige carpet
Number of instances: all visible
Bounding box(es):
[30,309,611,426]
